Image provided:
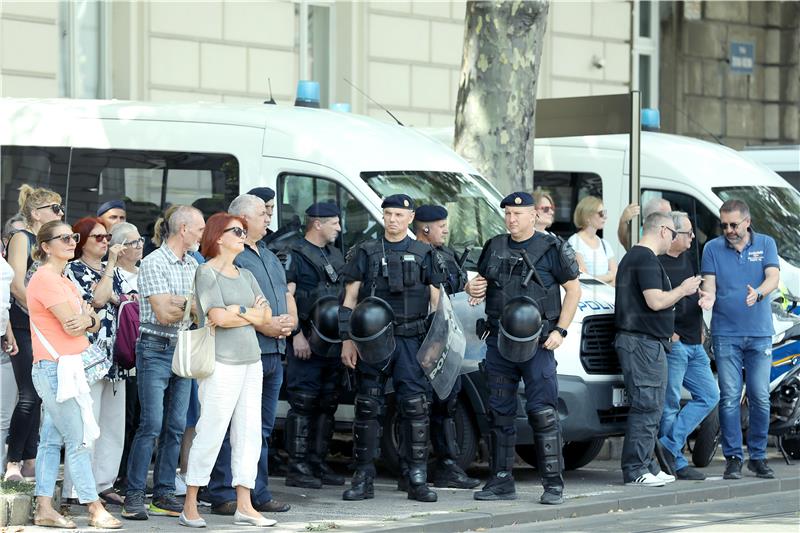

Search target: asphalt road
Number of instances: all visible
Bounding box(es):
[481,491,800,532]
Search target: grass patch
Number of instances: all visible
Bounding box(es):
[0,480,34,495]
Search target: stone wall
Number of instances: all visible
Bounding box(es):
[0,2,60,97]
[660,1,800,149]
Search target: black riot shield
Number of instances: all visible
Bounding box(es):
[417,285,466,400]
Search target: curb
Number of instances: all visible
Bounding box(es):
[351,476,800,533]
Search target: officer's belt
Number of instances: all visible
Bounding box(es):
[393,318,428,337]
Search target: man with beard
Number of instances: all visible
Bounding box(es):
[700,199,780,480]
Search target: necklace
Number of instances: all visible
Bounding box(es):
[80,258,104,274]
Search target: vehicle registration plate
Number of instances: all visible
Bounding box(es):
[612,387,629,407]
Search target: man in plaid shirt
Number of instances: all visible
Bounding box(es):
[122,206,205,521]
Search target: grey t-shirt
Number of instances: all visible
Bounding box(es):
[195,263,265,365]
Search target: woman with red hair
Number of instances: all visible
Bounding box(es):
[62,216,128,506]
[180,212,274,528]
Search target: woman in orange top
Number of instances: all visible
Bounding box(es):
[26,220,121,530]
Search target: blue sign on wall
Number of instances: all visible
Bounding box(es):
[730,41,755,74]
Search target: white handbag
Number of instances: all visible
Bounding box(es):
[171,272,215,379]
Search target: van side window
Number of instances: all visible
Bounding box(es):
[67,149,238,236]
[533,171,603,239]
[1,146,70,224]
[277,173,379,254]
[641,189,722,270]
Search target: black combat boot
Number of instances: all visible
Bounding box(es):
[285,410,323,489]
[433,458,480,489]
[342,469,374,501]
[474,428,517,501]
[529,408,565,505]
[310,413,345,486]
[342,394,382,501]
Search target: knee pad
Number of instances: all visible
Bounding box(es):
[318,392,340,416]
[527,407,558,432]
[399,393,428,420]
[354,394,382,420]
[288,391,318,415]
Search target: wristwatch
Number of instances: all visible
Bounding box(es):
[239,305,247,315]
[756,291,764,302]
[89,315,97,329]
[554,326,568,338]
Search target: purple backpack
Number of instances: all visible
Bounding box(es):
[114,298,139,370]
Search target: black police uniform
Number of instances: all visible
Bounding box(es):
[284,236,346,488]
[474,192,579,504]
[340,199,441,502]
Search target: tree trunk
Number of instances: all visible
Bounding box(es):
[454,0,550,194]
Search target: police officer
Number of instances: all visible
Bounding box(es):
[339,194,441,502]
[284,202,346,489]
[466,192,581,505]
[412,205,479,489]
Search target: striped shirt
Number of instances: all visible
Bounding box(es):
[138,244,199,338]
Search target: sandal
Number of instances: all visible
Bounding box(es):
[98,488,125,506]
[88,513,123,529]
[34,515,77,529]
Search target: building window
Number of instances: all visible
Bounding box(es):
[632,0,659,109]
[58,0,110,98]
[297,1,334,107]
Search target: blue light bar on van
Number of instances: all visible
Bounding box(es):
[641,108,660,131]
[330,103,351,113]
[295,80,321,108]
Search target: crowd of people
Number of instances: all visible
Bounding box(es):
[0,181,779,528]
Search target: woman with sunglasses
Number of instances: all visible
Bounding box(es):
[27,220,121,528]
[62,217,127,507]
[4,185,63,482]
[109,222,143,297]
[568,196,618,286]
[533,191,557,234]
[180,213,274,528]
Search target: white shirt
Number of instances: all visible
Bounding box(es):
[0,256,13,335]
[114,266,139,295]
[568,233,615,277]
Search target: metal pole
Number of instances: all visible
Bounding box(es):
[629,90,642,248]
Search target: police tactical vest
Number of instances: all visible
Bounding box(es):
[289,239,344,322]
[434,245,467,295]
[357,239,431,324]
[482,234,562,334]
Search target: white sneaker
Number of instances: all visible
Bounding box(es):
[625,472,665,487]
[175,473,187,496]
[655,471,676,483]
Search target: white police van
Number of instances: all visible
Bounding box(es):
[740,145,800,191]
[0,97,627,472]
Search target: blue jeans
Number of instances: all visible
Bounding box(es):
[125,337,191,498]
[208,353,283,505]
[31,361,98,503]
[658,342,720,470]
[713,336,772,461]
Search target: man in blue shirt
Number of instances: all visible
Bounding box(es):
[700,199,780,480]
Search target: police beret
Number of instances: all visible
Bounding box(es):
[247,187,275,202]
[381,194,415,210]
[500,192,534,208]
[305,201,341,218]
[97,199,125,217]
[415,204,448,222]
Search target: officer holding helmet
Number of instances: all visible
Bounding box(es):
[284,202,346,489]
[339,194,441,502]
[466,192,581,505]
[413,205,479,489]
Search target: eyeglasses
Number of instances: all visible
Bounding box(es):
[597,209,608,218]
[676,230,694,238]
[123,237,145,248]
[35,204,64,215]
[661,225,678,240]
[89,233,113,243]
[44,233,80,244]
[537,205,555,214]
[223,227,247,238]
[720,220,746,231]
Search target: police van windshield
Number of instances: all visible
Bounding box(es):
[361,171,506,266]
[713,185,800,265]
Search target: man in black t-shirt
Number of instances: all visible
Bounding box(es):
[657,212,719,480]
[614,212,701,487]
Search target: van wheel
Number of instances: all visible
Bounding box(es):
[517,438,606,471]
[380,395,479,475]
[692,407,720,468]
[781,436,800,459]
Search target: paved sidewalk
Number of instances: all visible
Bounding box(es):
[22,451,800,532]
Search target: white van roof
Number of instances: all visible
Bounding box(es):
[0,98,477,179]
[740,145,800,172]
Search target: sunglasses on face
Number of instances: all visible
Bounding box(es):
[123,237,145,248]
[223,226,247,238]
[89,233,113,243]
[661,225,678,240]
[537,205,555,214]
[720,220,746,231]
[45,233,80,244]
[36,204,64,215]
